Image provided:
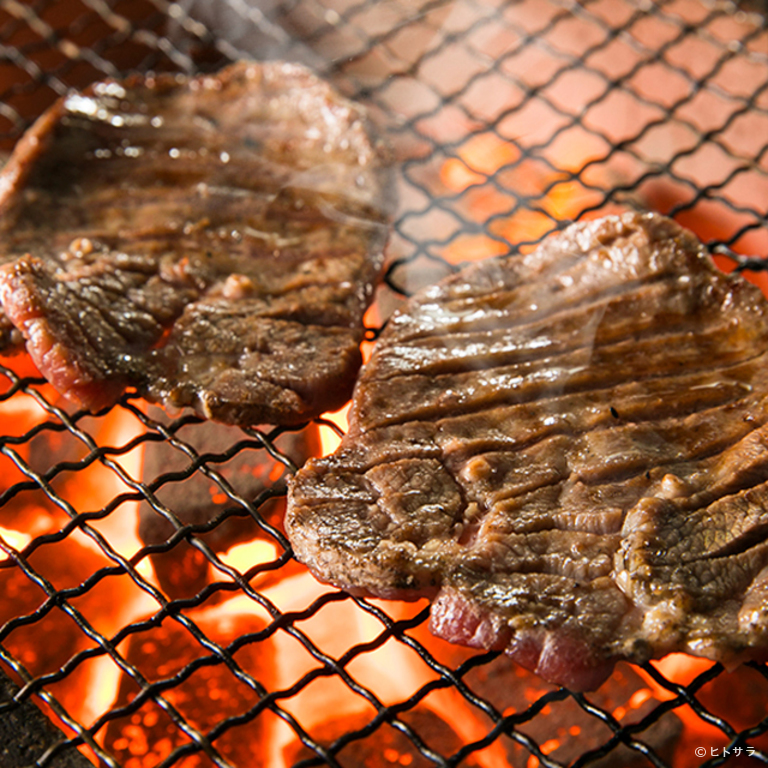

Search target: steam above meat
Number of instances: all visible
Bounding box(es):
[0,61,392,425]
[287,212,768,691]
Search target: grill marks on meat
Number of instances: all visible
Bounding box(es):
[286,212,768,691]
[0,61,391,425]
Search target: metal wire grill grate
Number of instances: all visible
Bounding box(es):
[1,1,768,767]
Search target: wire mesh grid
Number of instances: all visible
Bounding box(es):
[1,0,768,766]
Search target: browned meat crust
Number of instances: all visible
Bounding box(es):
[287,212,768,690]
[0,61,392,425]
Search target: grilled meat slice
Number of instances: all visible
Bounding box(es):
[0,61,392,425]
[287,212,768,690]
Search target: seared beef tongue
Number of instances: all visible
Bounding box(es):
[287,212,768,691]
[0,61,391,425]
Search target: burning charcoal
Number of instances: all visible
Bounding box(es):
[0,369,85,507]
[694,664,768,754]
[102,608,276,767]
[0,490,68,539]
[462,655,681,768]
[0,535,117,719]
[0,667,93,768]
[139,410,319,599]
[283,707,480,767]
[402,619,682,768]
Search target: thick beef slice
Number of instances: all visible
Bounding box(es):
[287,212,768,691]
[0,61,392,425]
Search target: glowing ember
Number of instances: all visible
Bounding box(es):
[0,525,31,559]
[439,129,616,264]
[441,132,521,192]
[318,403,350,457]
[102,605,278,767]
[218,538,278,575]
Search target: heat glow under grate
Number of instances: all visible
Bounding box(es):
[1,1,768,767]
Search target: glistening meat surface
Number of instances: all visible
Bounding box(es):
[0,61,392,425]
[287,212,768,691]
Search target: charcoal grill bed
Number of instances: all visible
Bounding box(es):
[0,2,768,767]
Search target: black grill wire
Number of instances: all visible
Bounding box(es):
[0,0,768,766]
